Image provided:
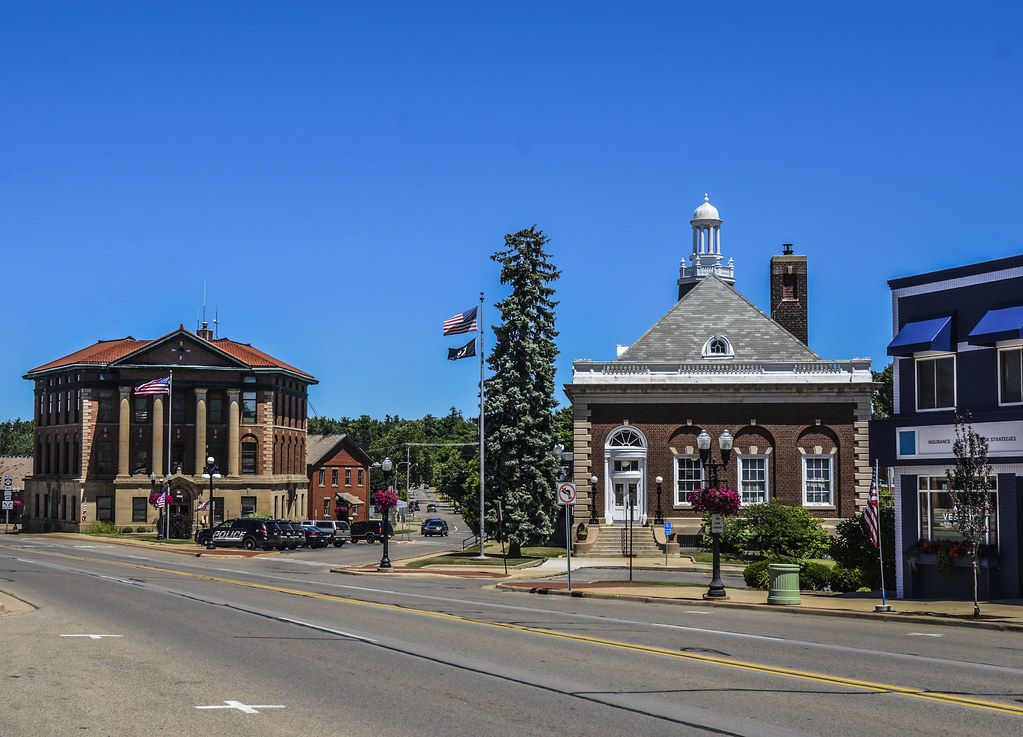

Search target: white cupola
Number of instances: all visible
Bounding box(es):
[678,194,735,298]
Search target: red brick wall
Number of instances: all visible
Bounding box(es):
[589,400,858,519]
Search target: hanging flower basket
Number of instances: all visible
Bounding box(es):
[148,491,171,508]
[689,487,741,517]
[374,489,399,512]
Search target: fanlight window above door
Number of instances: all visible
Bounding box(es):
[607,428,645,448]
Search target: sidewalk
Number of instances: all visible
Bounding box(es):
[491,556,1023,632]
[339,553,1023,632]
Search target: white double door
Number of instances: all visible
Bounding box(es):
[606,457,646,525]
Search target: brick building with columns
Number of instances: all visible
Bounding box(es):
[565,196,875,545]
[21,324,315,533]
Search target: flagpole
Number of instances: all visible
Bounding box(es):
[878,462,889,608]
[476,291,488,560]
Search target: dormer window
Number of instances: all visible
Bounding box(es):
[702,333,734,359]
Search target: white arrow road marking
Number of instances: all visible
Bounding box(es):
[61,635,123,640]
[195,701,285,714]
[907,632,944,637]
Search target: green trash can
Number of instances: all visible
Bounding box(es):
[767,563,801,605]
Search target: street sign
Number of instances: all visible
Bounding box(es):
[664,521,671,536]
[556,482,577,505]
[710,513,724,534]
[3,474,12,488]
[2,501,13,510]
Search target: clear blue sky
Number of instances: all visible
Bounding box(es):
[2,2,1021,422]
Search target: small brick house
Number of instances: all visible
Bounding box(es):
[306,434,372,522]
[564,196,875,538]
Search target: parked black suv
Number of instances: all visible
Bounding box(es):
[349,519,394,544]
[195,518,282,550]
[275,521,304,550]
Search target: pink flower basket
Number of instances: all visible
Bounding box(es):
[689,487,741,517]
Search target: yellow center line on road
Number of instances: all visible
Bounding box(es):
[14,544,1023,718]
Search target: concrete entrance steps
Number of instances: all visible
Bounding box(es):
[576,524,661,558]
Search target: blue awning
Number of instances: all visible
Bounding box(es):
[887,316,952,356]
[967,305,1023,345]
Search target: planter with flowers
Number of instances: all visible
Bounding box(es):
[906,539,998,575]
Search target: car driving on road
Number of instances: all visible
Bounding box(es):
[420,517,448,537]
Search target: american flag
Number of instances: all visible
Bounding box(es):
[864,464,879,548]
[197,500,210,511]
[135,377,171,395]
[156,492,170,509]
[442,306,478,336]
[81,495,87,522]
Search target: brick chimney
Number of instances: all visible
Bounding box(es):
[770,244,808,344]
[196,321,214,341]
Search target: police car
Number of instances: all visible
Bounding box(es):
[195,518,282,550]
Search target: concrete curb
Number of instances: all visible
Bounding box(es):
[494,582,1023,632]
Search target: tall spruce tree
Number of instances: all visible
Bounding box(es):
[484,226,561,556]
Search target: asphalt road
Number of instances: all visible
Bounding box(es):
[2,534,1021,737]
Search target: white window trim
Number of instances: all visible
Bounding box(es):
[701,333,734,359]
[997,345,1023,407]
[914,352,956,412]
[738,454,769,505]
[801,454,834,506]
[673,454,703,506]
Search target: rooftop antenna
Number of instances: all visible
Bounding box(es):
[213,310,219,339]
[196,282,215,341]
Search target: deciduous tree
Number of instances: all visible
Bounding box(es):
[946,409,995,617]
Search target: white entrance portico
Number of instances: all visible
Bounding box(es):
[604,427,647,525]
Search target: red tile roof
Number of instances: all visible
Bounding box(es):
[25,328,313,380]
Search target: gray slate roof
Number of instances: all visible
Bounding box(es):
[616,275,821,363]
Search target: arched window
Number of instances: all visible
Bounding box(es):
[702,333,734,359]
[607,427,645,448]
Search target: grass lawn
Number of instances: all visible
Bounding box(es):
[404,544,564,569]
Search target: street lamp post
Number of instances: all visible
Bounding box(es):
[697,429,732,599]
[201,456,221,551]
[654,475,664,525]
[588,475,599,525]
[379,457,393,570]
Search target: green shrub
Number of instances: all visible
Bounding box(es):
[699,513,751,553]
[798,561,832,591]
[831,508,895,590]
[829,566,863,593]
[135,525,148,533]
[85,520,116,535]
[119,526,134,534]
[741,502,832,559]
[167,514,193,539]
[743,560,771,589]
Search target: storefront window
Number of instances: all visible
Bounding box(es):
[918,475,997,546]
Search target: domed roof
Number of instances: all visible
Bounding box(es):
[692,194,720,221]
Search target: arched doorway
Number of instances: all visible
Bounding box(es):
[604,427,647,525]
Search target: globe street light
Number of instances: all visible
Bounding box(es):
[697,429,733,599]
[588,475,599,525]
[201,456,221,551]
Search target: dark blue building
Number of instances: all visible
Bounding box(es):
[873,255,1023,600]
